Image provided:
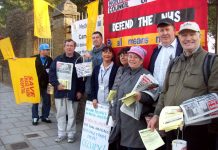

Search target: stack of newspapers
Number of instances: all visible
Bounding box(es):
[180,93,218,125]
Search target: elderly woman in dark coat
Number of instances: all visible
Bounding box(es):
[111,46,159,150]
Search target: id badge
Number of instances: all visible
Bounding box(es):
[99,85,104,91]
[46,68,49,73]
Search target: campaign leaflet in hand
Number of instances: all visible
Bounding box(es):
[139,128,164,150]
[180,93,218,125]
[159,106,183,132]
[119,91,136,106]
[107,90,117,102]
[56,61,73,90]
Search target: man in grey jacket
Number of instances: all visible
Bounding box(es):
[84,31,105,100]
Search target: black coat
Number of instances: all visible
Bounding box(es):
[49,52,85,101]
[34,54,53,89]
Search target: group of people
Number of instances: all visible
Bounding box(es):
[32,18,218,150]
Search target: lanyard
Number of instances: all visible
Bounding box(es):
[100,68,110,83]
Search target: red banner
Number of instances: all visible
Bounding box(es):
[104,0,208,68]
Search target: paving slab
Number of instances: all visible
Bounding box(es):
[0,83,82,150]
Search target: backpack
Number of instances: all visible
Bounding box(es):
[202,52,217,86]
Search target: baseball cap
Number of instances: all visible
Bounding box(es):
[39,43,50,51]
[157,18,174,27]
[179,22,200,33]
[128,46,147,59]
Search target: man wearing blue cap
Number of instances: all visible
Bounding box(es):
[32,43,53,125]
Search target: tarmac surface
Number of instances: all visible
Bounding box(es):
[0,83,82,150]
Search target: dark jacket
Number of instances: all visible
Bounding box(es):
[148,37,183,74]
[34,54,53,89]
[91,63,118,101]
[49,52,84,101]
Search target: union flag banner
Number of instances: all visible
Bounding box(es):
[8,58,40,104]
[104,0,208,68]
[34,0,51,38]
[0,37,15,60]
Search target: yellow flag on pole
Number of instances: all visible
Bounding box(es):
[34,0,51,38]
[86,0,99,50]
[0,37,15,60]
[8,58,40,104]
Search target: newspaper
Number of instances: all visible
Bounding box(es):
[120,74,159,120]
[133,74,159,92]
[180,93,218,125]
[56,61,73,90]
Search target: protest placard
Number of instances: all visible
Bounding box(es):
[80,101,111,150]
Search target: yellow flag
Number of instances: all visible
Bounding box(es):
[34,0,51,38]
[0,37,15,60]
[86,0,99,50]
[8,58,40,104]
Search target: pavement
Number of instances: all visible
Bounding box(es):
[0,83,82,150]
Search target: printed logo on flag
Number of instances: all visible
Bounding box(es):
[20,76,35,97]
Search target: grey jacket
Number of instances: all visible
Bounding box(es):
[112,67,158,148]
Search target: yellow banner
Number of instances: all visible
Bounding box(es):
[110,30,206,48]
[86,0,99,50]
[8,58,40,104]
[0,37,15,60]
[34,0,51,38]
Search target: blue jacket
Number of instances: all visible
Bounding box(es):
[91,64,118,101]
[148,37,183,74]
[49,52,84,101]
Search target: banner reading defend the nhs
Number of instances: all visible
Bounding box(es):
[104,0,208,68]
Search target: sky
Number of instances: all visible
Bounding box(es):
[208,34,215,53]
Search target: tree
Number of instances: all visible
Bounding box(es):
[0,0,63,29]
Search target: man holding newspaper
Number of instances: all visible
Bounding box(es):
[49,39,84,143]
[148,22,218,150]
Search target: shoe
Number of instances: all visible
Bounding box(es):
[55,136,66,143]
[32,118,38,126]
[67,137,76,143]
[41,118,52,123]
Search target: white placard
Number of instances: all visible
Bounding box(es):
[71,15,104,55]
[80,101,111,150]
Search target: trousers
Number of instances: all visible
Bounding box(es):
[55,98,78,138]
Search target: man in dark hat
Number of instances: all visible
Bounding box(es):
[147,18,183,149]
[148,18,183,91]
